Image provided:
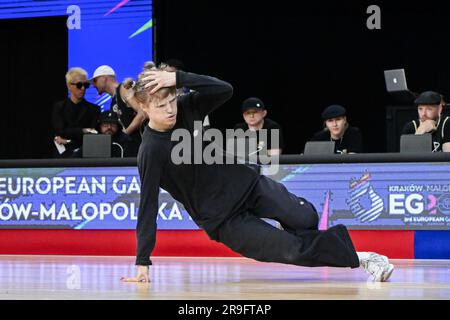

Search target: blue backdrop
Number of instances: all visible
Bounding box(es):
[0,0,153,111]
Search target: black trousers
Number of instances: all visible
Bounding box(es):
[213,175,360,268]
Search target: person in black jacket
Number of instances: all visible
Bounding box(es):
[52,67,100,158]
[120,62,393,283]
[310,104,363,154]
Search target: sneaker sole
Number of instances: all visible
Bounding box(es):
[381,264,394,282]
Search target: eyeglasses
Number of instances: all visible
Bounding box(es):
[71,82,91,89]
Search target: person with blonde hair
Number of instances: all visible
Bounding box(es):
[120,62,394,283]
[51,67,100,157]
[310,104,363,154]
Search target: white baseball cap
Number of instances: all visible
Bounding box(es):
[90,65,116,81]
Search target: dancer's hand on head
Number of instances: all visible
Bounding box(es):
[142,70,176,94]
[120,265,150,283]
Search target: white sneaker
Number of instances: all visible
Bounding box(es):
[360,252,394,282]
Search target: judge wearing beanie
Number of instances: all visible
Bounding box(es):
[309,104,363,154]
[401,91,450,152]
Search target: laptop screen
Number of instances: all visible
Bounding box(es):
[384,69,408,92]
[82,134,111,158]
[303,141,336,155]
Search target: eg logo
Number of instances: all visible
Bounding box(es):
[389,193,450,215]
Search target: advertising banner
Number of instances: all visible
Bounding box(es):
[1,162,450,230]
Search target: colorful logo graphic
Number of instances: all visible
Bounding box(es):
[347,172,384,223]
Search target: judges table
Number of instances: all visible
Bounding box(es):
[1,153,450,259]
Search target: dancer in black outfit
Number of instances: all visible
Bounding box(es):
[120,62,394,283]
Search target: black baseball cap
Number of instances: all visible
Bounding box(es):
[242,97,265,112]
[414,91,442,106]
[322,104,346,120]
[98,111,120,125]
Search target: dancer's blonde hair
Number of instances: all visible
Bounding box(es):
[122,61,176,109]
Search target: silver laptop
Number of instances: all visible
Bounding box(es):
[303,141,335,155]
[384,69,408,92]
[82,134,111,158]
[400,134,432,153]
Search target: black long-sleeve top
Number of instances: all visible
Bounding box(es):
[136,71,260,266]
[52,98,101,148]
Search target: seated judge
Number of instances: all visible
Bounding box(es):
[401,91,450,152]
[234,97,284,156]
[310,104,363,154]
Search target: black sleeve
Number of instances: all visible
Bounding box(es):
[401,121,416,135]
[51,101,84,139]
[176,70,233,119]
[135,146,162,266]
[442,117,450,144]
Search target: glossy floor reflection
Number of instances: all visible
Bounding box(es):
[0,256,449,299]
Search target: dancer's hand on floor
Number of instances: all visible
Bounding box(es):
[120,265,150,283]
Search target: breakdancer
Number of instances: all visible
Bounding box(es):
[120,62,394,283]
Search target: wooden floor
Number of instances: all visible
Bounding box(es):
[0,255,449,300]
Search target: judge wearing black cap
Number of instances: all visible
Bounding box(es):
[310,104,363,154]
[97,111,136,157]
[234,97,284,155]
[401,91,450,152]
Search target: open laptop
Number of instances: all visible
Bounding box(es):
[384,69,417,104]
[400,133,432,153]
[303,141,335,155]
[82,134,111,158]
[384,69,408,92]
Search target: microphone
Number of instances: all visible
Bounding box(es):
[248,141,265,156]
[112,142,124,158]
